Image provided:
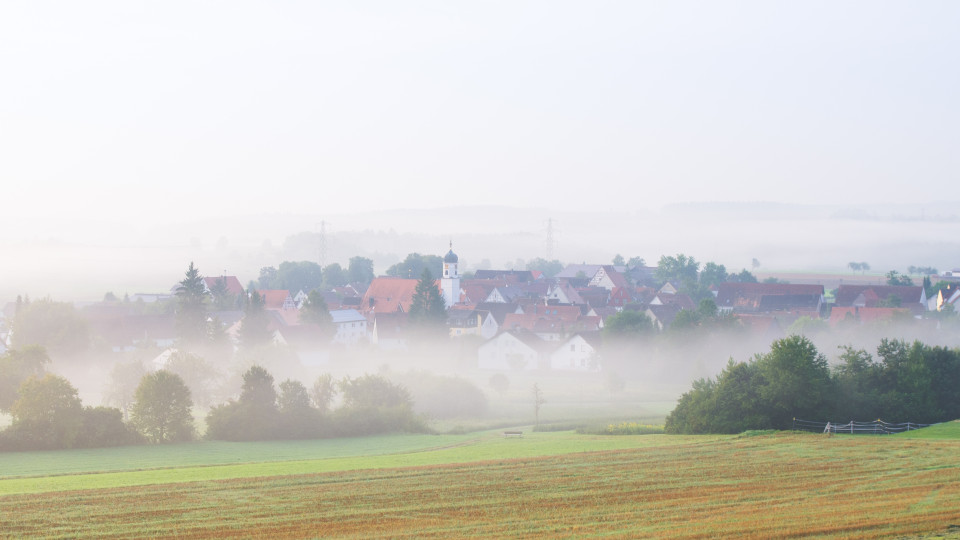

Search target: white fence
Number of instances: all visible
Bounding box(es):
[792,418,935,434]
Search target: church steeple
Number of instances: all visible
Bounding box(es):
[441,241,460,307]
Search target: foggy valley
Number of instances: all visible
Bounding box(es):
[3,1,960,536]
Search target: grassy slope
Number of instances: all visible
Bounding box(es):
[1,431,958,539]
[896,420,960,440]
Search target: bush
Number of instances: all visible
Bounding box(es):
[75,407,142,448]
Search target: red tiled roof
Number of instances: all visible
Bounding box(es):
[716,283,823,311]
[203,276,245,296]
[835,285,924,307]
[361,277,423,314]
[257,290,293,310]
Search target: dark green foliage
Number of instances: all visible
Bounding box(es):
[699,262,728,289]
[277,380,324,439]
[409,268,446,328]
[208,277,236,310]
[277,261,324,293]
[239,290,273,348]
[348,257,376,286]
[728,269,758,283]
[602,310,654,339]
[756,336,833,428]
[334,374,425,436]
[666,336,833,433]
[75,406,142,448]
[131,370,195,444]
[654,254,700,290]
[321,263,348,289]
[526,257,564,278]
[206,365,279,441]
[4,374,83,450]
[0,346,49,412]
[667,337,960,434]
[11,298,90,354]
[885,270,913,286]
[299,290,334,339]
[175,262,209,346]
[386,253,443,280]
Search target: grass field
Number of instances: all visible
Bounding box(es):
[1,424,959,538]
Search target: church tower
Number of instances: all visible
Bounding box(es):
[441,242,460,308]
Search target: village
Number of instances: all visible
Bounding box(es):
[4,244,958,376]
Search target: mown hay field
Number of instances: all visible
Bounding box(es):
[1,428,959,538]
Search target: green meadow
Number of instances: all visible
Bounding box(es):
[0,422,958,538]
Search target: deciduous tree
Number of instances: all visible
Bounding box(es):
[130,370,195,443]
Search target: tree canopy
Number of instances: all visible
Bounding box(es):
[175,262,209,345]
[130,370,194,443]
[386,253,442,280]
[408,268,447,328]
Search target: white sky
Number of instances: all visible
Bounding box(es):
[1,1,958,225]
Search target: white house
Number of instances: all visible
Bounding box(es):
[549,333,601,371]
[477,331,546,371]
[330,309,368,345]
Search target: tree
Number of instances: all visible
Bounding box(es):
[655,254,700,291]
[208,277,235,311]
[130,370,194,443]
[164,351,219,409]
[276,261,324,294]
[859,262,870,274]
[348,256,376,286]
[239,290,273,348]
[386,253,443,280]
[602,310,654,339]
[277,379,322,439]
[0,346,50,412]
[11,298,90,354]
[206,365,281,441]
[699,262,728,289]
[627,256,645,269]
[104,359,148,419]
[339,374,412,409]
[408,268,446,328]
[310,373,337,414]
[525,258,564,278]
[532,383,545,428]
[321,263,349,289]
[885,270,913,286]
[728,269,758,283]
[751,258,761,271]
[175,262,208,346]
[7,374,83,449]
[670,309,702,332]
[333,374,422,436]
[75,406,141,448]
[299,290,334,340]
[756,336,832,429]
[612,254,626,266]
[258,266,278,289]
[848,262,862,273]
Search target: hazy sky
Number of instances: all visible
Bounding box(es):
[2,1,958,225]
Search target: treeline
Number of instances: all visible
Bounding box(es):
[665,336,960,434]
[0,348,426,451]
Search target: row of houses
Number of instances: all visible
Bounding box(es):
[3,250,947,372]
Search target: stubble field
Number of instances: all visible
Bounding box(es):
[1,427,959,538]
